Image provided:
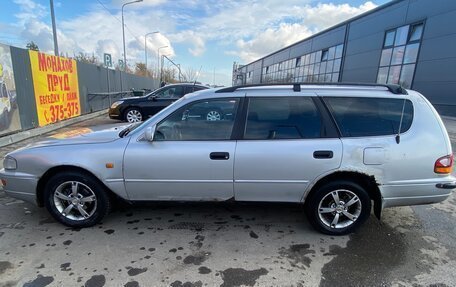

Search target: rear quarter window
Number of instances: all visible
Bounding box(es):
[324,97,413,137]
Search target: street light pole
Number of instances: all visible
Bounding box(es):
[145,31,159,74]
[122,0,143,72]
[50,0,59,56]
[157,45,168,83]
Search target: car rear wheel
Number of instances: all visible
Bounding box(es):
[206,109,222,121]
[305,180,371,235]
[125,108,143,123]
[44,171,111,228]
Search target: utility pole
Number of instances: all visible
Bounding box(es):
[50,0,59,56]
[122,0,143,71]
[162,55,183,82]
[157,46,168,82]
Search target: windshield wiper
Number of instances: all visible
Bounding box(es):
[119,122,141,138]
[119,127,129,138]
[119,125,133,137]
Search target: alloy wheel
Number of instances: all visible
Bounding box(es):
[206,110,221,121]
[53,181,97,221]
[126,109,142,123]
[317,189,362,229]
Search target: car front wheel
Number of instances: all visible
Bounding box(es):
[125,108,143,123]
[305,180,371,235]
[44,171,111,228]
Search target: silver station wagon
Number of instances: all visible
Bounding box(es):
[1,83,455,235]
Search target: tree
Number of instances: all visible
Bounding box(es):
[26,41,39,51]
[134,62,152,77]
[74,52,100,65]
[182,67,199,82]
[161,67,178,83]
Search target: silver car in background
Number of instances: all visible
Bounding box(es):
[1,83,455,235]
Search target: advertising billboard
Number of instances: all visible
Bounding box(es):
[29,50,81,127]
[0,44,22,136]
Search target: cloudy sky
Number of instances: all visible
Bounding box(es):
[0,0,388,86]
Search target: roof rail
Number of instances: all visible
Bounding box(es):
[215,82,408,95]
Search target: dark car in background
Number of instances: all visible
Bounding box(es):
[109,83,208,123]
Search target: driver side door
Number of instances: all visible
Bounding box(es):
[123,97,241,201]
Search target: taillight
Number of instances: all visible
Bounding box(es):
[434,154,454,174]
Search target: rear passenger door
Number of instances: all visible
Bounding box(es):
[233,93,343,202]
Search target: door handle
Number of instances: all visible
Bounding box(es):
[313,150,333,159]
[210,152,230,160]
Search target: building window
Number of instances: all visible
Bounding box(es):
[409,23,424,42]
[246,71,253,84]
[384,30,395,47]
[321,49,329,61]
[260,44,343,84]
[377,22,424,89]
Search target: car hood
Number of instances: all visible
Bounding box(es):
[26,123,128,148]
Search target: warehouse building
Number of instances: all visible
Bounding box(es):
[232,0,456,116]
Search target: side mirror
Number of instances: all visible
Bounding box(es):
[144,126,156,142]
[148,95,157,101]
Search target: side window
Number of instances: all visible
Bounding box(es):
[184,86,194,94]
[244,97,322,140]
[156,86,185,99]
[155,98,240,141]
[193,86,207,92]
[324,97,414,137]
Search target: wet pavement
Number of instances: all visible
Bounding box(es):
[0,115,455,287]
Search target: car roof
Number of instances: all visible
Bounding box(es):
[182,83,414,101]
[162,83,208,88]
[215,83,408,95]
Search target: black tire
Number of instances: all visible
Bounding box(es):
[43,171,111,228]
[123,107,143,123]
[305,180,371,235]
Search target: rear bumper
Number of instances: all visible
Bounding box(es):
[381,178,455,208]
[0,169,38,205]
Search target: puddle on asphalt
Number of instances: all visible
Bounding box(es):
[22,275,54,287]
[219,268,268,287]
[278,244,316,269]
[319,219,407,286]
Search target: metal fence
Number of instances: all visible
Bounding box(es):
[0,43,159,137]
[87,90,151,112]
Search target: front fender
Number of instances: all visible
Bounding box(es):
[8,138,131,200]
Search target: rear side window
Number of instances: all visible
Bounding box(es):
[244,97,322,140]
[324,97,413,137]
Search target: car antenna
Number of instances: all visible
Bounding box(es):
[193,66,203,87]
[395,98,406,144]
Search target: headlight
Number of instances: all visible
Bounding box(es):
[3,156,17,170]
[111,101,124,109]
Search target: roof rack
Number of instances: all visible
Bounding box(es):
[215,82,408,95]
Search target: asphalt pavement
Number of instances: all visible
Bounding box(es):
[0,115,455,287]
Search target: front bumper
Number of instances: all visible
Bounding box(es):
[0,169,38,205]
[108,107,122,120]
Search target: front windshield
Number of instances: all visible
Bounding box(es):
[122,96,187,136]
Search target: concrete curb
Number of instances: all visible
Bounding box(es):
[0,110,108,148]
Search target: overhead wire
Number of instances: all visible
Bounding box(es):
[95,0,143,43]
